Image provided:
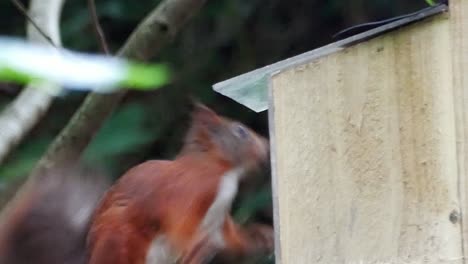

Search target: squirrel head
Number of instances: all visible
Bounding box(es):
[182,101,269,172]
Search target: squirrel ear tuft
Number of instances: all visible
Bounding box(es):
[187,96,201,108]
[190,99,221,127]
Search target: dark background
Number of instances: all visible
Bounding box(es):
[0,0,430,262]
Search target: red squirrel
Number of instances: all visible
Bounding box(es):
[0,165,109,264]
[0,102,273,264]
[87,102,274,263]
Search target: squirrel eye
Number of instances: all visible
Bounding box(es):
[233,124,249,139]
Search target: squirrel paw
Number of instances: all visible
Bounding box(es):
[246,224,274,254]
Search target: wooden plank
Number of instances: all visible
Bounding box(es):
[268,75,282,263]
[450,0,468,261]
[213,5,448,113]
[270,14,461,264]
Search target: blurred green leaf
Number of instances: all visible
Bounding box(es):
[234,186,272,224]
[124,63,171,89]
[0,138,50,181]
[0,37,171,91]
[84,103,155,166]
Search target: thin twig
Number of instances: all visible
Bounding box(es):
[87,0,110,54]
[10,0,57,47]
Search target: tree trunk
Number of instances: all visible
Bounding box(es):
[33,0,209,176]
[0,0,65,164]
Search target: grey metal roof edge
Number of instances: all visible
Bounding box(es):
[213,4,448,112]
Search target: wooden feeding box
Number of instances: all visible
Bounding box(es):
[213,2,468,264]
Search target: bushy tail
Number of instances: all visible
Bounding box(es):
[0,165,109,264]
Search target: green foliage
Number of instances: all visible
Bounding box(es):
[0,38,172,91]
[84,103,156,171]
[425,0,437,6]
[234,185,272,224]
[0,65,39,84]
[124,63,171,89]
[0,138,50,181]
[97,0,162,21]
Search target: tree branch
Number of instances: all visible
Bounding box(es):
[0,0,209,220]
[9,0,57,47]
[0,0,65,220]
[0,0,65,164]
[87,0,110,54]
[33,0,208,174]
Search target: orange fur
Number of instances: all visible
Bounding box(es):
[87,103,273,264]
